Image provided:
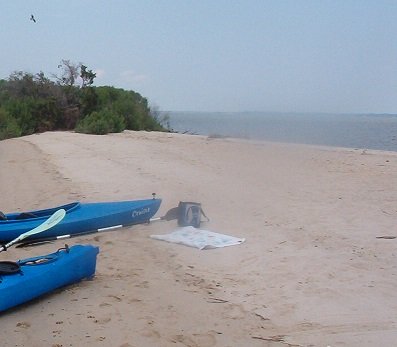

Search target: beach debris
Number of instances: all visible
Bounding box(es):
[254,312,270,321]
[251,335,285,342]
[251,335,303,347]
[206,297,228,304]
[30,14,36,23]
[376,236,396,239]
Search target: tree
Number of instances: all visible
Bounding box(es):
[80,65,96,88]
[55,59,80,87]
[54,60,81,106]
[80,65,98,116]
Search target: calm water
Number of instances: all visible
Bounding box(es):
[168,112,397,152]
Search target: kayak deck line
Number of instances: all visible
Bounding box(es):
[98,224,123,232]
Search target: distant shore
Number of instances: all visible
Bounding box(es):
[1,130,396,346]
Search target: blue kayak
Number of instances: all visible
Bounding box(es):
[0,197,161,243]
[0,244,99,312]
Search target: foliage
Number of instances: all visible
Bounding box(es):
[149,105,171,130]
[80,65,96,88]
[0,60,167,139]
[0,107,22,140]
[75,109,125,135]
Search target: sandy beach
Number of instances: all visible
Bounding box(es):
[0,130,396,347]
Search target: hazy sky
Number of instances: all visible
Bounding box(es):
[1,1,397,113]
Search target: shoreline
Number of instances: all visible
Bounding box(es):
[209,133,397,156]
[169,111,397,153]
[1,130,396,346]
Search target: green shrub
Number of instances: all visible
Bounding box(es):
[0,108,22,140]
[0,68,166,138]
[75,109,125,135]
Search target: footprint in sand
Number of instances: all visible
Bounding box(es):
[99,302,112,307]
[170,334,197,347]
[140,328,161,339]
[222,303,247,320]
[94,317,111,324]
[169,333,216,347]
[127,298,142,304]
[192,333,217,346]
[107,294,122,302]
[16,321,31,328]
[135,280,149,288]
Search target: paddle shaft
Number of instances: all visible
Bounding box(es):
[18,218,159,246]
[17,206,180,247]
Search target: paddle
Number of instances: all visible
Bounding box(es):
[0,209,66,252]
[149,206,179,222]
[17,206,181,247]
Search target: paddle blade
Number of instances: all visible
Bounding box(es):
[22,209,66,239]
[160,206,179,221]
[4,209,66,250]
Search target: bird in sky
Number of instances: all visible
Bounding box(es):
[30,14,36,23]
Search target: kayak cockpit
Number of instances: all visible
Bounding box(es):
[0,261,21,275]
[0,202,80,222]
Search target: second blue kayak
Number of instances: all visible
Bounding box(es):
[0,197,161,242]
[0,244,99,312]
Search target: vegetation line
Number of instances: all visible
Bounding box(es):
[0,59,170,140]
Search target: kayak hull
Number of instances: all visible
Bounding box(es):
[0,198,161,243]
[0,244,99,312]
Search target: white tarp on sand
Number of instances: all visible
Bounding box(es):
[150,226,245,250]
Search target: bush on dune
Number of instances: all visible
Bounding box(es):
[0,60,168,139]
[0,108,22,140]
[75,109,126,135]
